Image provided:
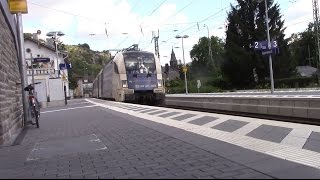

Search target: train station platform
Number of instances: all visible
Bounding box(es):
[0,98,320,179]
[165,93,320,120]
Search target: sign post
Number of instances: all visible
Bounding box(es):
[252,39,279,94]
[182,66,188,73]
[9,0,30,125]
[8,0,31,126]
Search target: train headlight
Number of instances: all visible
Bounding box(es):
[122,80,128,88]
[157,79,163,87]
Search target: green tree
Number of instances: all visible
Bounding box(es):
[23,33,33,38]
[190,36,225,79]
[79,43,90,50]
[65,44,111,89]
[289,23,318,68]
[223,0,291,88]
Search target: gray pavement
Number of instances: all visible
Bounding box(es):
[0,99,319,179]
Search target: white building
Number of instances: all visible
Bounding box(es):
[24,37,70,108]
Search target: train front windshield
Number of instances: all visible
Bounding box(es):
[124,52,156,75]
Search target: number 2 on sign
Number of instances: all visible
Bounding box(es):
[255,42,259,49]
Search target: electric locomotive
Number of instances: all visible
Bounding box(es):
[93,44,165,104]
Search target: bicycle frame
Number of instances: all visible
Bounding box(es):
[29,95,36,106]
[25,83,40,128]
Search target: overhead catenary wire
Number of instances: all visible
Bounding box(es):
[120,0,168,49]
[157,5,231,48]
[27,0,309,53]
[28,1,104,24]
[28,0,168,51]
[148,0,168,16]
[129,0,142,14]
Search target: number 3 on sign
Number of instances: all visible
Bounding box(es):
[273,41,278,48]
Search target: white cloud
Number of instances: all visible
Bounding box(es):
[24,0,177,47]
[283,0,313,37]
[22,0,313,66]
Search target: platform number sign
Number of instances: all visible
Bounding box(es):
[252,40,280,56]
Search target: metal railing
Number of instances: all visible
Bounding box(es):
[27,68,56,76]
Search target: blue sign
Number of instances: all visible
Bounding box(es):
[253,40,278,50]
[33,58,50,63]
[127,74,157,91]
[59,63,72,70]
[261,50,273,56]
[252,40,280,56]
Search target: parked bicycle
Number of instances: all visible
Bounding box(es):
[24,82,41,128]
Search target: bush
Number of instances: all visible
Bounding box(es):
[167,79,223,94]
[274,77,318,88]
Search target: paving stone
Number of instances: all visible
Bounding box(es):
[308,132,320,141]
[303,139,320,153]
[0,100,301,179]
[172,114,197,121]
[148,110,168,115]
[247,124,293,143]
[159,112,181,118]
[189,116,219,126]
[212,120,249,132]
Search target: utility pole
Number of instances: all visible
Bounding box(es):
[152,30,160,59]
[9,0,30,125]
[204,24,214,69]
[16,13,30,125]
[263,0,275,94]
[313,0,320,68]
[176,35,189,95]
[306,44,314,66]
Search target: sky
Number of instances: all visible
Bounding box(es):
[22,0,314,65]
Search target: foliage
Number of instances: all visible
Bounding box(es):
[190,36,225,79]
[223,0,292,89]
[66,44,111,88]
[289,23,318,67]
[274,77,318,88]
[23,33,33,39]
[68,68,78,89]
[166,77,225,94]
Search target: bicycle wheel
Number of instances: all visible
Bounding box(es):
[33,106,40,128]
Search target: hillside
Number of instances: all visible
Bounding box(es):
[66,43,111,89]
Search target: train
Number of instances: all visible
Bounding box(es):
[92,44,166,105]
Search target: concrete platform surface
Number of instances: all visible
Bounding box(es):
[0,98,319,179]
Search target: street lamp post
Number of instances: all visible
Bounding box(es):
[175,35,189,95]
[46,31,65,77]
[46,31,68,104]
[257,0,275,94]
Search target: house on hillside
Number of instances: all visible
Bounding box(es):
[24,36,71,108]
[296,66,318,77]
